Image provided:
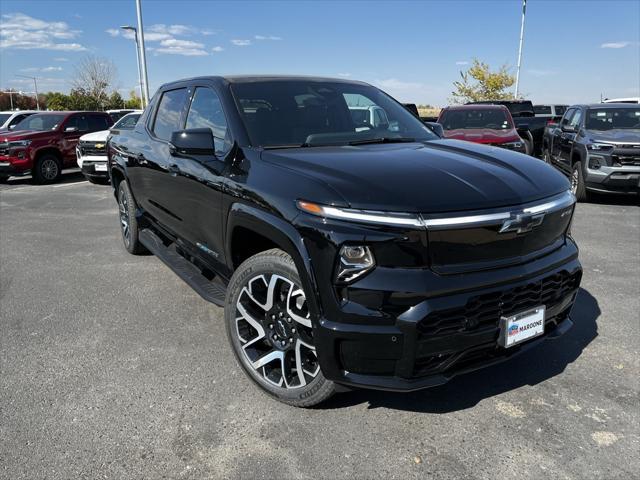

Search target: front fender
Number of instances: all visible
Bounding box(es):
[225,203,322,319]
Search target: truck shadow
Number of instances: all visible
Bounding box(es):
[323,287,599,412]
[588,192,639,207]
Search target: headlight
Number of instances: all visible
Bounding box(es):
[8,140,31,147]
[336,245,375,283]
[586,143,614,151]
[296,200,423,227]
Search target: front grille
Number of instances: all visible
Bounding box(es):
[79,141,107,157]
[612,147,640,166]
[417,270,581,337]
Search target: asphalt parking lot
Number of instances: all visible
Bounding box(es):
[1,172,639,480]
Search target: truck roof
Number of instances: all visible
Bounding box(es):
[160,75,370,90]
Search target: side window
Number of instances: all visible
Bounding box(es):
[9,114,25,127]
[65,115,88,131]
[88,115,109,131]
[152,88,188,141]
[560,108,575,126]
[186,87,231,156]
[569,109,583,128]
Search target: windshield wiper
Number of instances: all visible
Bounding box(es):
[348,137,416,146]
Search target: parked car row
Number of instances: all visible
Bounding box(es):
[0,109,141,184]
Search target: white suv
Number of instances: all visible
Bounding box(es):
[77,111,142,184]
[0,110,38,132]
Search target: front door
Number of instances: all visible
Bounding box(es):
[167,85,231,267]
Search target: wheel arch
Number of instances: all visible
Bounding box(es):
[33,147,62,164]
[226,203,322,319]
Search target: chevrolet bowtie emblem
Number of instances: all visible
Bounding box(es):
[95,143,105,149]
[499,213,545,234]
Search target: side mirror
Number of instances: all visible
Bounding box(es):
[9,124,17,130]
[424,121,444,138]
[170,128,215,156]
[561,124,576,133]
[64,126,78,133]
[516,125,530,137]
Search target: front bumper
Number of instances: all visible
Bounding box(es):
[312,239,582,391]
[585,152,640,194]
[0,159,29,177]
[77,150,109,178]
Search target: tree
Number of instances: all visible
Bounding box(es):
[450,59,515,104]
[43,92,71,110]
[71,55,117,110]
[107,91,125,110]
[124,90,143,110]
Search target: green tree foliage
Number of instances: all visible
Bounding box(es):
[451,59,515,104]
[42,92,70,110]
[124,90,143,110]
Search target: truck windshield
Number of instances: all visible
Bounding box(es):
[14,114,66,131]
[585,108,640,130]
[439,109,513,130]
[230,80,438,148]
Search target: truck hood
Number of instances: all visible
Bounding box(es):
[79,129,109,142]
[261,139,569,213]
[0,130,55,143]
[586,129,640,145]
[442,128,520,144]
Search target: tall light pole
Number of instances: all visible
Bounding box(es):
[135,0,150,105]
[15,74,39,110]
[514,0,527,99]
[121,25,145,109]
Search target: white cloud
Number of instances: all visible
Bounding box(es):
[211,46,224,52]
[0,12,86,51]
[375,78,424,91]
[601,41,630,49]
[231,39,252,46]
[201,29,218,36]
[106,28,120,37]
[53,57,69,61]
[155,38,208,56]
[20,66,63,72]
[255,35,282,41]
[455,61,469,65]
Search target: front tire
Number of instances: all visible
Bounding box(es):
[117,180,146,254]
[571,161,589,202]
[33,154,61,184]
[224,249,336,407]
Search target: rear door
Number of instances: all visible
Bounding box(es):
[136,87,189,235]
[167,84,232,266]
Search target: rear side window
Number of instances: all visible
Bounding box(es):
[88,115,110,131]
[152,88,188,141]
[554,105,567,115]
[534,105,551,115]
[186,87,231,156]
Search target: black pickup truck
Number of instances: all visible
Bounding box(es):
[108,76,581,406]
[468,100,549,157]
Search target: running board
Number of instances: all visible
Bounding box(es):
[139,228,226,306]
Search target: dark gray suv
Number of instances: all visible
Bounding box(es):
[543,103,640,200]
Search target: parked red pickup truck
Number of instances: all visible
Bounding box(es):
[437,104,528,154]
[0,111,112,184]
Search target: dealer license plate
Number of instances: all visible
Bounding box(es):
[95,163,107,172]
[498,306,545,348]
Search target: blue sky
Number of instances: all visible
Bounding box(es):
[1,0,638,106]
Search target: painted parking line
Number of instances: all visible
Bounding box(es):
[1,180,88,193]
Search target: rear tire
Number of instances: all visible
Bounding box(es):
[33,154,61,184]
[225,248,336,407]
[571,161,589,202]
[117,180,146,254]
